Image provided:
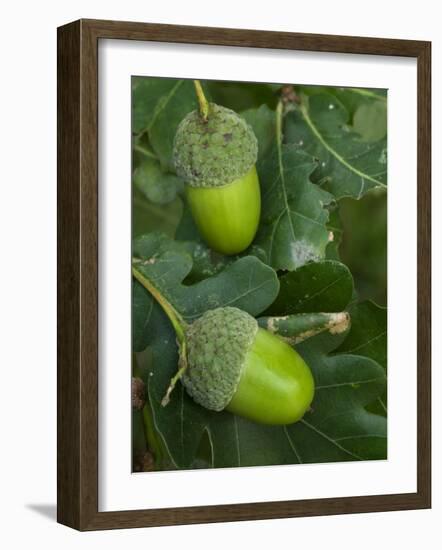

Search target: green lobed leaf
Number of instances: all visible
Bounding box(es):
[132,188,182,239]
[338,194,387,305]
[133,231,234,351]
[353,101,387,142]
[253,143,334,270]
[336,300,387,416]
[132,234,281,467]
[132,77,183,135]
[133,157,184,205]
[148,80,201,171]
[241,104,276,160]
[134,231,231,285]
[140,309,386,468]
[336,301,387,368]
[133,237,386,468]
[175,202,203,243]
[284,93,387,199]
[133,233,280,325]
[290,86,387,143]
[284,331,387,463]
[325,206,343,260]
[132,77,207,171]
[131,82,388,469]
[132,134,159,169]
[206,81,277,112]
[267,260,354,316]
[295,85,387,119]
[133,280,165,352]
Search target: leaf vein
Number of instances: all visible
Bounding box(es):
[297,274,346,307]
[316,377,385,390]
[299,103,387,188]
[148,80,183,131]
[283,426,302,463]
[343,331,387,354]
[300,420,364,460]
[334,434,387,442]
[234,416,241,467]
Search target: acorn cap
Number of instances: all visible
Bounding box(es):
[183,307,258,411]
[173,103,258,188]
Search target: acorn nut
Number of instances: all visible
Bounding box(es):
[173,103,261,255]
[183,307,315,425]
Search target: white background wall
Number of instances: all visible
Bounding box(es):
[0,1,440,548]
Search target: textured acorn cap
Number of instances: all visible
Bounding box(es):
[173,103,258,188]
[183,307,258,411]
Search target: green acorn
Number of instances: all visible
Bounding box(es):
[173,99,260,255]
[183,307,315,425]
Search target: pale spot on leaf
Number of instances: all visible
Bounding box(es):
[378,148,387,164]
[290,240,320,266]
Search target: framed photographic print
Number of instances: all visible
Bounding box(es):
[57,19,431,530]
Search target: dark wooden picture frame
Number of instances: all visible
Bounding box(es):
[57,18,431,531]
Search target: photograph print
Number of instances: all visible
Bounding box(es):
[131,77,388,473]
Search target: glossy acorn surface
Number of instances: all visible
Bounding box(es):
[173,103,261,255]
[227,328,315,425]
[183,307,315,426]
[186,166,260,255]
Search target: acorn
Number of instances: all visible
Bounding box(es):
[183,307,315,425]
[173,102,260,255]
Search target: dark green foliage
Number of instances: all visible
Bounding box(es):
[131,77,388,470]
[133,239,386,467]
[284,93,387,199]
[267,261,354,315]
[253,145,334,270]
